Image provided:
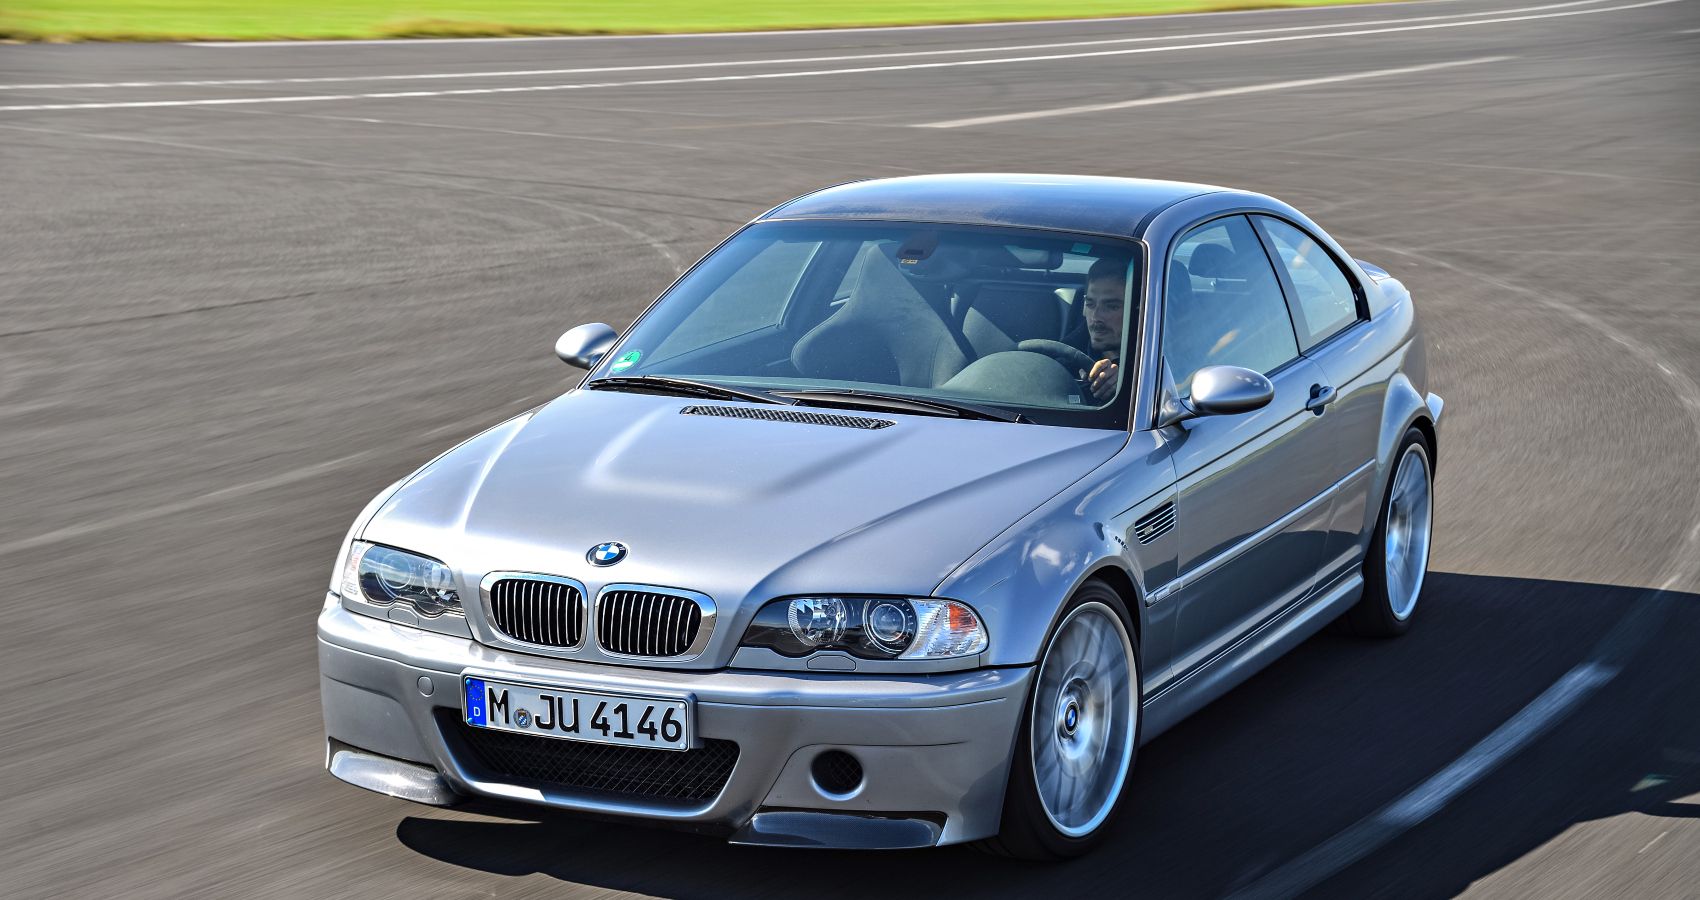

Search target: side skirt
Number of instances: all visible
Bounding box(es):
[1140,571,1363,743]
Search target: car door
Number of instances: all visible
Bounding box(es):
[1159,215,1354,677]
[1252,215,1379,585]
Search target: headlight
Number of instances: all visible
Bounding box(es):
[741,597,987,660]
[339,541,462,618]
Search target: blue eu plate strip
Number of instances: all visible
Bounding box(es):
[464,678,487,727]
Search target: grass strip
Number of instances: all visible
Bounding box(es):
[1,0,1393,42]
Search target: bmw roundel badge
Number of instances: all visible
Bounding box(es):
[588,541,627,566]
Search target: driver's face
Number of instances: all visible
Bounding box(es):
[1083,277,1126,354]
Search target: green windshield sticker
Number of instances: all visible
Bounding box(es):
[610,350,642,373]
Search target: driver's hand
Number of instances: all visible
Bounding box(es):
[1087,358,1118,401]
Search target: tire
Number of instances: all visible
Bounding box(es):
[1341,428,1434,637]
[978,581,1141,860]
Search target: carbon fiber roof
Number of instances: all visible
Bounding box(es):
[759,174,1224,238]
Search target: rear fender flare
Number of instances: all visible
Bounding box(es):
[1370,370,1438,530]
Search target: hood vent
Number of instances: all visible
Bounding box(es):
[1133,501,1176,544]
[680,405,894,430]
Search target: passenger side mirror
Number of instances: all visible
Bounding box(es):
[554,323,618,369]
[1159,365,1274,427]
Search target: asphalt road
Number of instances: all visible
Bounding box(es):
[3,1,1699,896]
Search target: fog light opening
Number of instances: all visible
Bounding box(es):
[810,750,865,798]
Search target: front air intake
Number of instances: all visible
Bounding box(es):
[439,710,739,805]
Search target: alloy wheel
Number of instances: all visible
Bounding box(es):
[1384,443,1434,621]
[1029,601,1137,838]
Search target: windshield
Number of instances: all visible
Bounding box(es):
[589,220,1143,428]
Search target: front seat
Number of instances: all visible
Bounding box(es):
[791,246,972,388]
[958,282,1073,357]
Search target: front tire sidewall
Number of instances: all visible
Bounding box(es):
[993,582,1141,859]
[1348,428,1434,637]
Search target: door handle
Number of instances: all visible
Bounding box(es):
[1306,384,1337,414]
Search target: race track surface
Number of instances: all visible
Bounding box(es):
[2,0,1699,896]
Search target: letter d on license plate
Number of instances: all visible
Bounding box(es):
[463,675,691,751]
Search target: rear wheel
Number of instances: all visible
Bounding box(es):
[1342,428,1434,636]
[979,582,1140,860]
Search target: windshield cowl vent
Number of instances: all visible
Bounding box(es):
[680,405,895,430]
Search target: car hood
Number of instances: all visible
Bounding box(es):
[363,390,1124,659]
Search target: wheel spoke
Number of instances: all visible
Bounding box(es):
[1030,602,1138,838]
[1384,445,1432,620]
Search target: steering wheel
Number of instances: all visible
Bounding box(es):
[1016,339,1095,377]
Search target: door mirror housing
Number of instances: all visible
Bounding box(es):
[1159,365,1275,427]
[554,323,618,369]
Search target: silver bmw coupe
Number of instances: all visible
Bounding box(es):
[318,174,1442,859]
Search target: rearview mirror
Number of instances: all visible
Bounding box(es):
[1159,365,1274,427]
[554,323,618,369]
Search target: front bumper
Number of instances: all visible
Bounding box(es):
[318,598,1031,847]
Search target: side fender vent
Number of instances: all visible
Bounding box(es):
[680,405,894,430]
[1133,501,1176,544]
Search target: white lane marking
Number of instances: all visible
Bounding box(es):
[183,0,1480,46]
[1638,830,1670,853]
[0,448,390,557]
[205,107,703,149]
[0,0,1607,90]
[1229,661,1624,900]
[920,56,1510,127]
[0,394,553,557]
[1,0,1681,113]
[1380,664,1618,825]
[0,119,694,275]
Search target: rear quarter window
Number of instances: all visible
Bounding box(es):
[1255,216,1362,348]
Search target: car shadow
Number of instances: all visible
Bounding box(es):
[394,572,1700,898]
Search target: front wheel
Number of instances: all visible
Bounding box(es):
[980,582,1140,860]
[1342,428,1434,636]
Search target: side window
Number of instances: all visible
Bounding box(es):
[1256,217,1361,348]
[1163,216,1299,391]
[651,239,819,359]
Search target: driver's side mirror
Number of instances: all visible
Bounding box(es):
[1158,365,1274,427]
[554,323,618,369]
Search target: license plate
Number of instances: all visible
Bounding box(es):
[462,675,692,751]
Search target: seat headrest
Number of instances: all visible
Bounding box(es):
[1167,260,1193,304]
[1186,243,1234,278]
[850,243,932,311]
[967,282,1068,342]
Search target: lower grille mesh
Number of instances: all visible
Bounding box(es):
[441,710,738,804]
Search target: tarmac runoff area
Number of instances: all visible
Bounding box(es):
[1,0,1699,896]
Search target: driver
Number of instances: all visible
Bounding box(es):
[1077,256,1132,402]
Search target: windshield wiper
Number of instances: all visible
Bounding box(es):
[774,389,1029,423]
[586,375,794,406]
